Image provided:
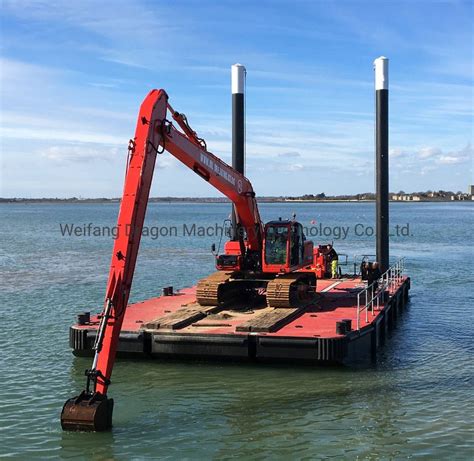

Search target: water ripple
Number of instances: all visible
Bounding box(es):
[0,202,473,459]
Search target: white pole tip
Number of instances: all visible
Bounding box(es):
[231,64,246,94]
[374,57,389,90]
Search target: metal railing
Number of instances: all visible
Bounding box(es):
[356,258,405,330]
[336,253,349,266]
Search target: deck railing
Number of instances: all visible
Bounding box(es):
[356,258,405,330]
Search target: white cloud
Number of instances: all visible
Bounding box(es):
[418,147,442,159]
[2,0,173,43]
[156,154,181,170]
[41,145,119,163]
[277,151,301,158]
[420,165,436,176]
[390,144,472,170]
[1,125,124,145]
[391,144,471,164]
[390,148,407,158]
[1,1,472,197]
[288,163,304,171]
[435,144,472,165]
[437,155,464,165]
[257,161,305,173]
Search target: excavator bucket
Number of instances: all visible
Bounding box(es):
[61,391,114,432]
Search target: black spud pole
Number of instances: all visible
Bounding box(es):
[231,63,245,240]
[374,56,389,272]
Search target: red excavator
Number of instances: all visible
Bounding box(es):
[61,89,330,431]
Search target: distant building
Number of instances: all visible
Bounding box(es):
[451,193,471,201]
[391,194,421,201]
[469,185,474,195]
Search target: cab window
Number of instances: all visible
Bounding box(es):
[290,223,304,266]
[265,226,288,265]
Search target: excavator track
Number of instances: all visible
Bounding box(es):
[196,271,236,306]
[266,273,317,308]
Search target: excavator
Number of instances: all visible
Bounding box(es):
[61,89,323,431]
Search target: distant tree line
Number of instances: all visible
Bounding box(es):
[1,189,471,203]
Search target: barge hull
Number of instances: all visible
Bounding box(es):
[70,277,410,364]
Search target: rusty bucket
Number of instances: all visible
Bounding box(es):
[61,391,114,432]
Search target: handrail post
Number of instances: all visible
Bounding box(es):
[355,258,405,331]
[371,284,374,316]
[365,289,368,323]
[357,292,360,330]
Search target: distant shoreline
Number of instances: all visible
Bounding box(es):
[1,197,471,204]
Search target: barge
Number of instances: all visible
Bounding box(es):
[70,259,410,364]
[61,58,408,432]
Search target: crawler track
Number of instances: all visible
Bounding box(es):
[197,271,317,309]
[196,271,235,306]
[266,273,317,308]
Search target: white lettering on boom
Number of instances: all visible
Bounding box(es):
[200,152,236,187]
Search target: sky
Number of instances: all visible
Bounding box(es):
[0,0,472,198]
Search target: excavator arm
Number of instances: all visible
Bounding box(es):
[61,89,263,431]
[164,101,263,251]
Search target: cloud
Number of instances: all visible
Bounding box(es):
[391,144,472,168]
[40,143,181,168]
[390,148,407,159]
[0,58,133,146]
[434,144,471,165]
[1,124,124,145]
[156,154,180,170]
[420,165,436,176]
[268,162,304,173]
[277,151,301,158]
[418,147,442,159]
[2,0,173,43]
[437,155,464,165]
[288,163,304,171]
[1,1,472,197]
[0,56,62,82]
[41,145,119,163]
[435,144,472,165]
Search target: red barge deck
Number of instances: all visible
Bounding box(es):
[70,261,410,365]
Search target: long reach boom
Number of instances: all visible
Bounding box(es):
[60,89,265,431]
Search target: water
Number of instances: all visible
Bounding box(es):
[0,202,473,459]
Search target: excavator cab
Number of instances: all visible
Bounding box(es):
[263,220,311,272]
